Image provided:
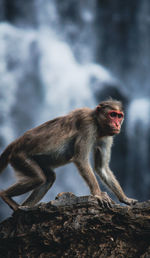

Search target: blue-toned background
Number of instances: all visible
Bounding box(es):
[0,0,150,220]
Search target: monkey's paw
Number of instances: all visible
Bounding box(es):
[18,205,32,211]
[94,192,115,208]
[120,197,138,206]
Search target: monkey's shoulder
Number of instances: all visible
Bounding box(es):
[68,108,94,129]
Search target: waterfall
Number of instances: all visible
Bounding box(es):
[126,98,150,200]
[1,0,150,220]
[0,0,117,220]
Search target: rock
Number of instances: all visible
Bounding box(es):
[0,192,150,257]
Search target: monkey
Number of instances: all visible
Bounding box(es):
[0,99,137,211]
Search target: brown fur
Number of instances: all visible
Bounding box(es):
[0,100,137,210]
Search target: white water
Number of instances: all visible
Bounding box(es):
[126,98,150,197]
[0,1,116,218]
[1,0,150,220]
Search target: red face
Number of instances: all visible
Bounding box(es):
[107,110,124,134]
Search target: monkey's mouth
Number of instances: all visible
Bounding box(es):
[110,128,120,134]
[104,125,120,135]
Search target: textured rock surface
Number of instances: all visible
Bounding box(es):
[0,192,150,257]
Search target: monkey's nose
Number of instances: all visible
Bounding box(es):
[115,122,120,129]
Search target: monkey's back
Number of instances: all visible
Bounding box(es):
[12,108,94,157]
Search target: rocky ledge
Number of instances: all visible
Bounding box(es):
[0,192,150,257]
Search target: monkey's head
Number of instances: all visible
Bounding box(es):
[95,99,124,136]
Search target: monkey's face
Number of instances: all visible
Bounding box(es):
[96,104,124,136]
[106,110,124,135]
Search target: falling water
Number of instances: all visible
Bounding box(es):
[126,98,150,200]
[0,0,117,220]
[1,0,150,221]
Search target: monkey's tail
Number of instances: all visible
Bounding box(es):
[0,144,13,174]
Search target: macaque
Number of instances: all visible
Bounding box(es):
[0,99,137,211]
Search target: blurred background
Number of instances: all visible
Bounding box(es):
[0,0,150,221]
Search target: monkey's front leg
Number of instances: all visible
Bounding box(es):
[119,196,137,205]
[100,167,137,206]
[74,161,113,208]
[94,146,138,206]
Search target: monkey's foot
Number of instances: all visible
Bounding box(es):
[0,193,19,211]
[120,197,138,206]
[94,192,115,208]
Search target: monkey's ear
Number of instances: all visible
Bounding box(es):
[96,104,103,112]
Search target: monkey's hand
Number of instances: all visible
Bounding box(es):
[94,192,115,208]
[18,205,33,211]
[120,196,138,205]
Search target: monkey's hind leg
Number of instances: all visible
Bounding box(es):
[0,191,19,211]
[21,167,56,207]
[0,154,46,211]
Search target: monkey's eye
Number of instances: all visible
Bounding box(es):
[108,111,124,119]
[109,112,117,118]
[118,113,123,118]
